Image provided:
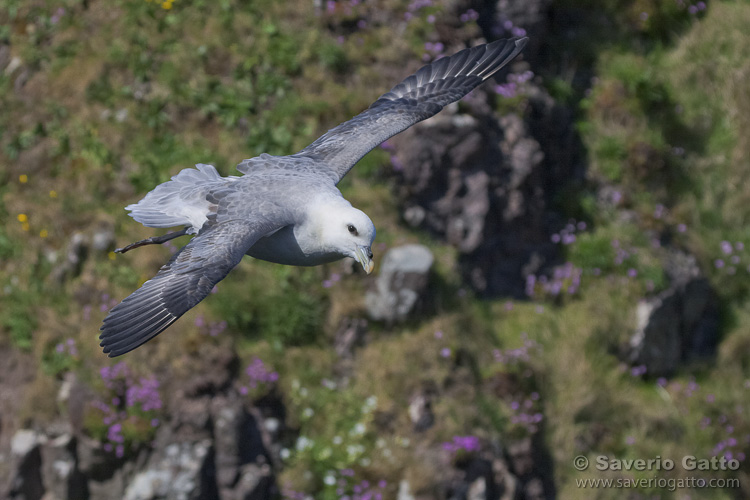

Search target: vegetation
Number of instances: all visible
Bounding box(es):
[1,0,749,498]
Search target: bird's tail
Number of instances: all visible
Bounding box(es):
[126,163,232,233]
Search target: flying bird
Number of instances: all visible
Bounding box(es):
[100,37,529,356]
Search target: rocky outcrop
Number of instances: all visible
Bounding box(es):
[365,244,435,323]
[7,430,44,500]
[3,345,282,500]
[627,251,719,377]
[123,440,216,500]
[51,226,116,283]
[389,86,580,296]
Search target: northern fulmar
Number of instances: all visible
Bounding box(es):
[100,37,528,356]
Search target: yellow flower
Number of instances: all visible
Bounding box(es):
[22,222,30,232]
[17,213,27,223]
[108,251,117,260]
[162,0,173,9]
[40,229,48,238]
[49,190,58,198]
[19,174,28,184]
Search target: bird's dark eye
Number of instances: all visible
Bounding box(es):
[347,224,358,235]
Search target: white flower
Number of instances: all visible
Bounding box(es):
[350,422,366,436]
[346,444,364,459]
[296,436,313,451]
[363,395,378,412]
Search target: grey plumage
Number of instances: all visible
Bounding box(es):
[100,37,528,357]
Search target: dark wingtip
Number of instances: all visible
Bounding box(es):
[516,36,529,48]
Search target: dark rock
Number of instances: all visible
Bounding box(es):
[506,437,555,499]
[7,430,44,500]
[233,463,275,500]
[507,438,535,480]
[169,395,214,441]
[91,225,116,253]
[333,317,370,380]
[390,89,580,296]
[492,456,520,500]
[52,232,90,283]
[40,434,88,500]
[628,252,719,377]
[408,389,435,432]
[365,244,434,323]
[123,440,216,500]
[182,346,239,397]
[77,436,121,482]
[210,396,276,499]
[333,317,368,360]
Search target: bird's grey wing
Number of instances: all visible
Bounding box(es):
[99,219,279,357]
[294,37,528,183]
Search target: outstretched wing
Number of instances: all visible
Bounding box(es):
[100,219,278,357]
[295,37,528,183]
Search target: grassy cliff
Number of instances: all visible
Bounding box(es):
[1,0,749,498]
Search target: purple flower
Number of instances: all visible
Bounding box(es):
[631,365,647,376]
[390,155,403,171]
[107,423,124,444]
[443,435,480,454]
[50,7,65,24]
[440,347,451,358]
[126,376,162,411]
[494,82,517,98]
[244,357,279,389]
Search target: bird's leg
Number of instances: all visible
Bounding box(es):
[115,228,190,254]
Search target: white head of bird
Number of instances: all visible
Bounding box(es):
[319,204,376,273]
